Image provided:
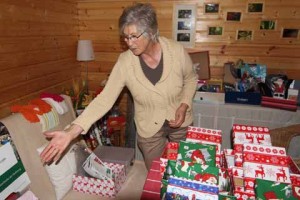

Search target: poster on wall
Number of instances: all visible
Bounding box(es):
[172,4,197,48]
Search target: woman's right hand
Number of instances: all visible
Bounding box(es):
[40,124,83,164]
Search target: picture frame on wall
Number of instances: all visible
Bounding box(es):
[204,3,219,14]
[226,12,242,21]
[173,4,197,48]
[237,30,253,41]
[260,20,276,30]
[248,3,264,13]
[282,29,299,38]
[208,26,223,36]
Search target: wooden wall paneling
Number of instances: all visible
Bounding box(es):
[0,59,77,88]
[0,36,78,54]
[0,0,80,118]
[0,79,78,119]
[76,0,300,137]
[0,67,81,105]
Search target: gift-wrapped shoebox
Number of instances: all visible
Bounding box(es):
[186,126,222,167]
[232,124,271,167]
[225,123,300,200]
[72,146,126,198]
[159,128,234,200]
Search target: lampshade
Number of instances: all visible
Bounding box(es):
[77,40,95,61]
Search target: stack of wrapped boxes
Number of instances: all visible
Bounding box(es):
[159,126,234,200]
[224,124,300,200]
[154,124,300,200]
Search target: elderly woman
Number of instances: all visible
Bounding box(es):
[40,3,197,170]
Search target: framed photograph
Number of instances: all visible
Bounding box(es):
[248,3,264,13]
[226,12,242,21]
[260,20,276,30]
[208,26,223,35]
[237,30,253,41]
[173,4,197,48]
[282,29,299,38]
[204,3,219,14]
[178,21,192,30]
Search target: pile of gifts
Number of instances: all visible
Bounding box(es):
[157,124,300,200]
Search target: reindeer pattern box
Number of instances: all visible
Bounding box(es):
[232,124,271,167]
[242,143,291,191]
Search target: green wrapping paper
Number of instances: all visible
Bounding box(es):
[255,178,298,200]
[177,140,216,167]
[174,160,219,185]
[219,193,237,200]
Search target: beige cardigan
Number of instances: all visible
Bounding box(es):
[73,37,197,138]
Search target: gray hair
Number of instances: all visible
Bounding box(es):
[119,3,159,42]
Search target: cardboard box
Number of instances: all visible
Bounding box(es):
[225,92,261,105]
[93,146,134,174]
[189,51,210,80]
[193,92,225,104]
[0,142,31,200]
[72,162,126,198]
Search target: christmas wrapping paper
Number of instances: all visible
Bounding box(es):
[255,178,299,200]
[141,158,161,200]
[232,124,271,167]
[219,193,237,200]
[218,167,231,193]
[161,142,179,160]
[231,167,244,189]
[232,124,271,146]
[222,149,235,169]
[242,143,291,190]
[165,176,219,200]
[177,140,216,167]
[233,188,255,200]
[186,126,222,167]
[290,173,300,186]
[174,160,219,185]
[160,142,179,175]
[72,162,126,198]
[162,160,176,180]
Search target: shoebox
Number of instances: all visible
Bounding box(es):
[93,145,135,174]
[193,92,225,104]
[225,91,261,105]
[72,161,126,198]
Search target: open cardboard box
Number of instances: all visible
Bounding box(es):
[189,50,210,80]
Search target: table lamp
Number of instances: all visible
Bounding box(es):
[77,40,95,94]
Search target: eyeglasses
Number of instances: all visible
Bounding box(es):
[123,31,145,42]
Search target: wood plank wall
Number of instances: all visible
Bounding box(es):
[0,0,81,118]
[77,0,300,110]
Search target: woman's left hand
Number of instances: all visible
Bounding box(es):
[169,103,188,128]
